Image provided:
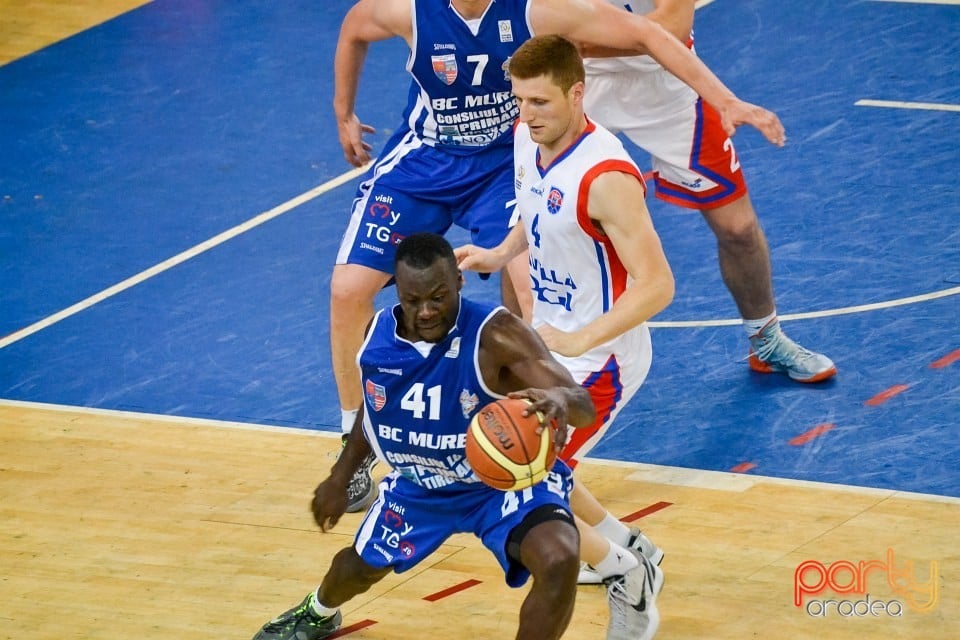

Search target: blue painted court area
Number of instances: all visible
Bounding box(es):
[1,1,957,496]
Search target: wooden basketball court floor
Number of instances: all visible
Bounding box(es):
[3,401,955,639]
[1,1,957,638]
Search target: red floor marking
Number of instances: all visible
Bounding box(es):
[865,384,910,406]
[328,619,377,638]
[730,462,757,473]
[422,578,482,602]
[621,501,673,522]
[930,349,960,369]
[789,423,836,446]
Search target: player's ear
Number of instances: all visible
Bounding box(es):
[570,80,584,105]
[457,269,465,290]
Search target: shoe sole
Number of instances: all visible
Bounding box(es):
[748,355,838,383]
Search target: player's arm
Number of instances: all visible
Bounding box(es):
[577,0,693,57]
[311,319,376,531]
[539,170,674,356]
[455,222,529,274]
[479,311,596,436]
[333,0,411,166]
[646,0,695,43]
[531,0,785,145]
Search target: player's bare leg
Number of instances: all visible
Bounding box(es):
[329,263,392,511]
[701,195,836,382]
[516,520,580,640]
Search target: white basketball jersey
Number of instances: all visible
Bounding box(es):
[513,119,652,379]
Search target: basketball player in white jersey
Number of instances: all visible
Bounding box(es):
[457,35,672,640]
[581,0,836,383]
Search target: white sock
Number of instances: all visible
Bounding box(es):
[310,589,339,618]
[594,513,631,548]
[744,310,778,338]
[594,542,640,579]
[341,408,359,435]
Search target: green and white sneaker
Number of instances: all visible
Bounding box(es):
[251,593,342,640]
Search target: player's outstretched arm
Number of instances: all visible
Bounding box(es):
[532,0,786,146]
[479,311,596,441]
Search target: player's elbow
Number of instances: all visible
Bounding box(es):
[652,269,675,316]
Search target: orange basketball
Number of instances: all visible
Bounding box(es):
[465,398,556,491]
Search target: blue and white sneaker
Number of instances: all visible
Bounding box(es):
[748,319,836,383]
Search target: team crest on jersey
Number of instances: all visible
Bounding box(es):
[498,20,514,43]
[547,186,565,214]
[365,379,387,411]
[459,389,479,419]
[431,53,458,85]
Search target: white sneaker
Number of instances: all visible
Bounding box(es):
[578,528,664,585]
[628,527,665,570]
[578,561,604,585]
[604,549,664,640]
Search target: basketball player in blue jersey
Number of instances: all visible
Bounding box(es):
[329,0,791,511]
[250,233,598,640]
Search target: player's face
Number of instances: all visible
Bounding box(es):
[513,74,583,149]
[394,258,463,343]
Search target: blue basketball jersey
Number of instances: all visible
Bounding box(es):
[358,297,505,490]
[404,0,532,153]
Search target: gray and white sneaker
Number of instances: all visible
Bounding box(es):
[748,319,836,383]
[341,434,377,513]
[578,528,664,585]
[604,549,664,640]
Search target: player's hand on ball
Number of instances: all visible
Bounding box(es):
[508,388,569,456]
[311,478,348,532]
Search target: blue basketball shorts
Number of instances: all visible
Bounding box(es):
[336,130,517,274]
[353,460,574,588]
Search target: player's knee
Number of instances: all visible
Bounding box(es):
[511,507,580,583]
[708,207,762,249]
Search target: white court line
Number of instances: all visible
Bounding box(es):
[694,0,716,8]
[4,397,957,504]
[0,164,370,350]
[648,285,960,328]
[856,99,960,112]
[869,0,960,4]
